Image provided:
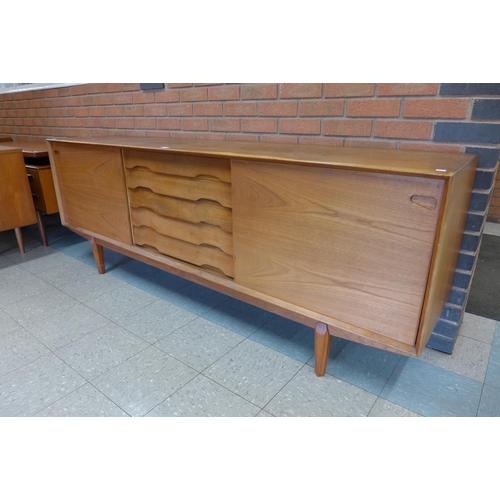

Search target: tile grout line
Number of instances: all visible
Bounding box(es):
[260,362,310,416]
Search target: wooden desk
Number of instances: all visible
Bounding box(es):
[0,141,59,245]
[6,141,50,159]
[0,146,38,252]
[47,136,477,375]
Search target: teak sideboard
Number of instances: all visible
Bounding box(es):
[46,137,478,376]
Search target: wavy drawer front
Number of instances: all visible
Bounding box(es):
[129,189,232,232]
[134,226,234,278]
[127,167,232,207]
[124,150,234,278]
[132,207,233,256]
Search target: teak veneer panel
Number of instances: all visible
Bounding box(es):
[134,225,234,278]
[48,143,132,244]
[131,207,234,256]
[124,149,234,274]
[49,136,475,177]
[414,158,477,354]
[128,189,233,233]
[123,149,231,183]
[126,168,232,208]
[232,160,444,345]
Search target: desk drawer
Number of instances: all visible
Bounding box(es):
[26,165,59,214]
[26,166,46,212]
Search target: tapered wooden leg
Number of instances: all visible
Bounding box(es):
[36,210,48,246]
[14,227,25,254]
[314,322,332,377]
[90,237,106,274]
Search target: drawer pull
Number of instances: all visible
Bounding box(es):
[32,193,38,200]
[411,195,437,210]
[27,173,33,180]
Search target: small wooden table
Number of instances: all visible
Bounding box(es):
[0,135,12,142]
[0,141,59,246]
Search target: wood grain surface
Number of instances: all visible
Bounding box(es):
[26,165,59,214]
[124,150,234,276]
[131,207,233,255]
[128,189,233,232]
[0,148,37,232]
[134,226,234,277]
[48,142,132,244]
[48,136,475,177]
[415,156,478,353]
[126,167,232,207]
[232,160,445,345]
[124,150,231,182]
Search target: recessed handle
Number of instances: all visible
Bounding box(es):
[410,195,437,210]
[27,173,33,180]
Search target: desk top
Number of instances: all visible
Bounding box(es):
[0,145,22,155]
[1,141,49,158]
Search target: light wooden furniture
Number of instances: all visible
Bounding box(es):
[0,146,38,253]
[47,137,478,375]
[0,141,59,246]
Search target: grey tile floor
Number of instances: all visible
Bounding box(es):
[1,216,499,417]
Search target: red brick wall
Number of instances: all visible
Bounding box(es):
[1,83,499,221]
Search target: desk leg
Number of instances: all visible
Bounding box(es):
[90,237,106,274]
[36,211,48,246]
[314,322,332,377]
[14,227,26,254]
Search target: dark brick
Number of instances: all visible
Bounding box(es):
[426,333,455,354]
[460,233,481,252]
[453,271,472,289]
[448,288,467,307]
[140,83,165,91]
[432,319,459,338]
[465,213,485,232]
[474,170,497,190]
[440,305,462,323]
[465,147,500,168]
[472,99,500,120]
[434,122,500,144]
[440,83,500,96]
[469,191,491,211]
[456,252,476,271]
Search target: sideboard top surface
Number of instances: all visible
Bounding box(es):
[46,136,476,177]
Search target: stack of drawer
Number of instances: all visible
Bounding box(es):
[124,150,234,278]
[26,164,59,215]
